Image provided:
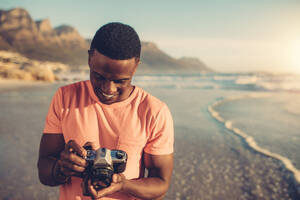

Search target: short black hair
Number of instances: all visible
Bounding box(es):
[90,22,141,60]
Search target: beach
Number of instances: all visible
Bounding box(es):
[150,86,300,200]
[0,74,300,199]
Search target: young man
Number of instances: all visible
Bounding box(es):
[38,22,174,200]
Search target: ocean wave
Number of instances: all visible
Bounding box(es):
[212,74,300,92]
[235,76,258,85]
[208,94,300,185]
[213,75,237,81]
[133,75,219,89]
[57,73,300,92]
[256,81,300,92]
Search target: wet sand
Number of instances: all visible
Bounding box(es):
[151,87,300,200]
[0,79,52,92]
[0,82,299,199]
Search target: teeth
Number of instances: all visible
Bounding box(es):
[95,88,114,99]
[102,92,114,98]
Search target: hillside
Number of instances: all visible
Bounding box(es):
[0,8,214,73]
[0,8,89,66]
[140,42,212,73]
[0,50,68,82]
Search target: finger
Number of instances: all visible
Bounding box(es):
[60,149,87,167]
[87,179,116,199]
[112,174,121,183]
[59,159,86,173]
[83,141,97,150]
[57,161,80,177]
[96,184,120,197]
[88,178,122,198]
[60,166,82,177]
[88,179,100,199]
[66,140,86,157]
[59,159,86,172]
[113,173,124,183]
[60,164,83,177]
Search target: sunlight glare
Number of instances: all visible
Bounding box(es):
[290,39,300,74]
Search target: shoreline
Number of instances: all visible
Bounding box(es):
[0,78,52,88]
[208,93,300,189]
[0,81,299,199]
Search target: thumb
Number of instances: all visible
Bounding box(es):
[83,141,97,150]
[112,174,122,183]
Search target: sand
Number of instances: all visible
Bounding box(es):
[0,82,299,200]
[0,78,52,92]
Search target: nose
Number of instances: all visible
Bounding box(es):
[101,80,117,94]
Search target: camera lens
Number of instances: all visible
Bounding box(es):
[91,168,113,190]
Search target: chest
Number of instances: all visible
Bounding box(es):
[60,104,149,150]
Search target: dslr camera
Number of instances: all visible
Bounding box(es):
[82,147,127,195]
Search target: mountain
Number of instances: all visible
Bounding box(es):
[0,8,214,73]
[0,8,89,66]
[140,42,212,73]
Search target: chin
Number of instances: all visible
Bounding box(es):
[97,95,118,104]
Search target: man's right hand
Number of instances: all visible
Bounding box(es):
[57,140,88,178]
[38,134,91,186]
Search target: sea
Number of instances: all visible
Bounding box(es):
[135,72,300,199]
[0,72,300,199]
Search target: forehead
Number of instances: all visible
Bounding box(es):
[90,50,137,79]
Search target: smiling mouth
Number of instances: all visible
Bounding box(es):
[95,88,116,99]
[101,92,114,98]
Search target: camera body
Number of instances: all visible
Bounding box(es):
[82,147,127,195]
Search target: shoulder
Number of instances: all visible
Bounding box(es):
[134,86,170,117]
[57,80,91,106]
[60,80,89,95]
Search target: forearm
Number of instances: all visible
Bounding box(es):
[38,156,67,186]
[123,177,169,200]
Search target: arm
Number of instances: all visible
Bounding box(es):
[88,152,173,199]
[37,133,65,186]
[124,152,174,199]
[37,134,87,186]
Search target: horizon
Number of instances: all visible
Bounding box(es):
[0,0,300,74]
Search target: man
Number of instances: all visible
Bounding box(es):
[38,22,174,200]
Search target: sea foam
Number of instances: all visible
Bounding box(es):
[208,94,300,185]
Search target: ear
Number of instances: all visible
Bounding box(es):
[135,57,140,65]
[88,50,93,68]
[132,58,140,75]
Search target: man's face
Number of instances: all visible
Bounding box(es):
[88,49,139,105]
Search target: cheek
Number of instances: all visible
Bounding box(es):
[90,74,101,86]
[89,73,94,82]
[119,84,131,93]
[90,75,96,86]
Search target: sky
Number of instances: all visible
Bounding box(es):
[1,0,300,73]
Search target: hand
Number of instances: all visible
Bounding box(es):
[87,174,126,199]
[57,140,88,178]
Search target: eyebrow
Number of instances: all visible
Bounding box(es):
[93,71,130,81]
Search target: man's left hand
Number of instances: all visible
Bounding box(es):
[87,174,126,199]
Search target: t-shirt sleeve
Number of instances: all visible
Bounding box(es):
[144,104,174,155]
[43,88,63,134]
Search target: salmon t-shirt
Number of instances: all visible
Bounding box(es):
[43,80,174,200]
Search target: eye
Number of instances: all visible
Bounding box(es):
[113,80,125,84]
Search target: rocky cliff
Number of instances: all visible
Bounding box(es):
[140,42,212,73]
[0,50,68,82]
[0,8,213,73]
[0,8,89,66]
